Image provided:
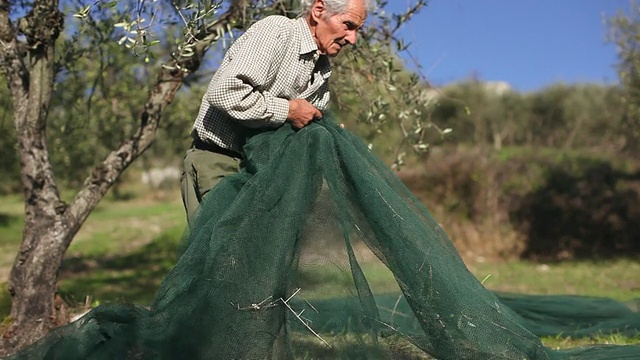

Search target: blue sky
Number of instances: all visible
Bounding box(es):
[386,1,633,92]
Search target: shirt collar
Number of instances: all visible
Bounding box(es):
[295,17,319,55]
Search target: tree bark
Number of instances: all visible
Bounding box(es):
[0,0,69,352]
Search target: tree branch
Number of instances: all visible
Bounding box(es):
[63,1,258,240]
[0,0,25,83]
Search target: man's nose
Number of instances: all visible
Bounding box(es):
[345,30,357,45]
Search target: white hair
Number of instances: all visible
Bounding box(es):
[299,0,377,16]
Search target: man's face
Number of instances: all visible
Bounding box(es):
[312,0,367,57]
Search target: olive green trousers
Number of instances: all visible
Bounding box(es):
[180,148,241,227]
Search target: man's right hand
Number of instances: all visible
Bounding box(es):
[287,99,322,129]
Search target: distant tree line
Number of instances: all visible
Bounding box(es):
[4,79,635,194]
[1,71,636,195]
[423,81,630,153]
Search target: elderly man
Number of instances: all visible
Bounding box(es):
[181,0,375,225]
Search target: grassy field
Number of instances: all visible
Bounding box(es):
[0,188,638,353]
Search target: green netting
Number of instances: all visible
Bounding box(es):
[6,115,640,359]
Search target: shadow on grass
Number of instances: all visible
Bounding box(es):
[0,213,16,227]
[59,230,185,307]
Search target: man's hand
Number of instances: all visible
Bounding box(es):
[287,99,322,129]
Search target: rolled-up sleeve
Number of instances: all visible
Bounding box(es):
[205,19,291,128]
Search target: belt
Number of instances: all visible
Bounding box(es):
[192,138,242,158]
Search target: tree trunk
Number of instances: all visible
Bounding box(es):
[0,0,69,352]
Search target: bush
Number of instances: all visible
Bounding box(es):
[400,146,640,261]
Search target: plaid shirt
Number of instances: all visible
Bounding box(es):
[192,15,332,153]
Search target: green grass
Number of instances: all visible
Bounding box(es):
[0,189,185,278]
[59,225,185,306]
[469,260,640,349]
[0,193,25,245]
[469,260,640,302]
[67,199,184,257]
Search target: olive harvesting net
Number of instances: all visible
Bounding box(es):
[6,116,640,359]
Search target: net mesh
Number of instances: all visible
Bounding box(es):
[7,115,640,359]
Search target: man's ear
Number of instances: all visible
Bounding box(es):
[311,0,326,22]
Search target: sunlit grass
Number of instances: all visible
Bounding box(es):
[542,332,640,349]
[68,198,184,257]
[470,260,640,302]
[0,189,184,278]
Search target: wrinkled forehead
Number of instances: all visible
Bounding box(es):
[337,0,367,26]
